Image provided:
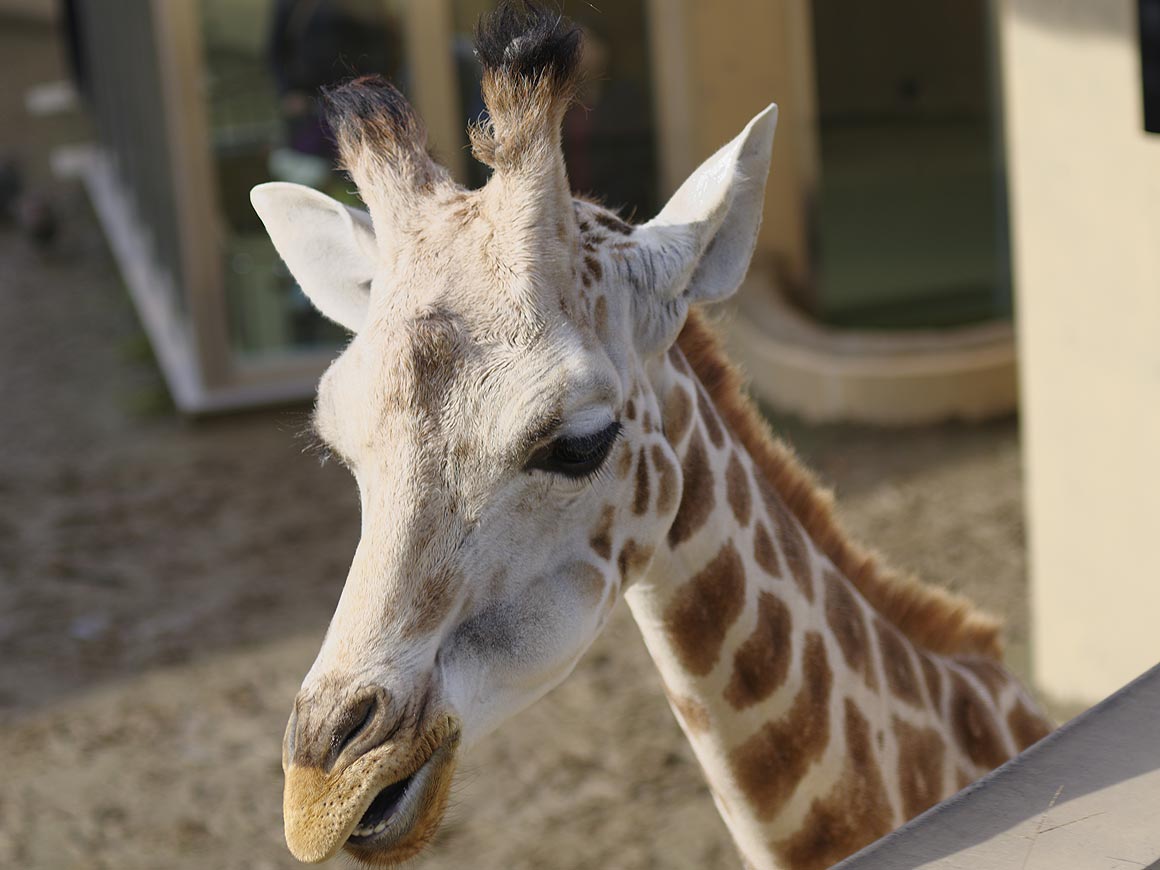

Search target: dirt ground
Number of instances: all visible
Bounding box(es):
[0,15,1042,870]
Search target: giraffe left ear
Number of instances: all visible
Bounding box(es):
[631,104,778,351]
[250,182,379,333]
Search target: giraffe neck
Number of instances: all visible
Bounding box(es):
[623,340,1050,870]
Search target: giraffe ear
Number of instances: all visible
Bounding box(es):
[631,104,778,352]
[250,182,379,333]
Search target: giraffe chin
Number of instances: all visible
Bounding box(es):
[282,719,460,865]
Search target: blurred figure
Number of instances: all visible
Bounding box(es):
[19,189,59,249]
[0,157,22,223]
[267,0,403,187]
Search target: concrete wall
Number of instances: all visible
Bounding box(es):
[1001,0,1160,704]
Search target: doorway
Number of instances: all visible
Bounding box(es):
[810,0,1010,329]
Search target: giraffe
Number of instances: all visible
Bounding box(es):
[249,4,1052,868]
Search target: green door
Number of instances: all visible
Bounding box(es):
[810,0,1010,329]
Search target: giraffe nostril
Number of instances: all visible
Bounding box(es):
[286,684,397,770]
[332,693,380,759]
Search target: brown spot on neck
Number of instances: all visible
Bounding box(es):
[664,541,746,676]
[759,480,814,601]
[958,657,1008,704]
[753,521,781,579]
[824,570,878,691]
[730,632,832,821]
[950,671,1009,770]
[775,700,894,869]
[919,651,945,712]
[894,717,946,819]
[725,452,752,527]
[724,590,792,710]
[667,428,714,547]
[876,618,922,706]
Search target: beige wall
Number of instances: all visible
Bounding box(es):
[1001,0,1160,704]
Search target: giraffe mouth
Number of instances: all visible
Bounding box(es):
[283,715,460,864]
[347,771,417,840]
[342,731,459,862]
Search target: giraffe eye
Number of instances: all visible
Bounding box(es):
[527,421,622,480]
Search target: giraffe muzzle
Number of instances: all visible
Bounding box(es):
[282,713,461,864]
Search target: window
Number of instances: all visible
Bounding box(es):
[199,0,410,357]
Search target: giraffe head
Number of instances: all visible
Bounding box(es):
[250,3,776,864]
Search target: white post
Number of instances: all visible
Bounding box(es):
[1000,0,1160,705]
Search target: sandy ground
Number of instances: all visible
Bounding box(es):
[0,16,1042,870]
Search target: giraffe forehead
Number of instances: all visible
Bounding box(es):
[317,312,621,464]
[347,192,637,359]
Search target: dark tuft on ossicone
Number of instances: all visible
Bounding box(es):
[474,1,582,91]
[322,74,424,155]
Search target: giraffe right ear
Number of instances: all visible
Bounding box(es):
[629,104,778,354]
[250,182,378,333]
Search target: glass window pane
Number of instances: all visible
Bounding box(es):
[199,0,410,357]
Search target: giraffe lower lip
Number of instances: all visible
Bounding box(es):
[343,735,454,852]
[348,772,415,838]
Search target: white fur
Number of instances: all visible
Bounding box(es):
[632,104,778,352]
[250,182,379,332]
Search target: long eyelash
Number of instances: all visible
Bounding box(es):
[581,422,623,487]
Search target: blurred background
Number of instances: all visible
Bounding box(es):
[0,1,1156,867]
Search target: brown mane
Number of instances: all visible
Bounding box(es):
[676,308,1003,659]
